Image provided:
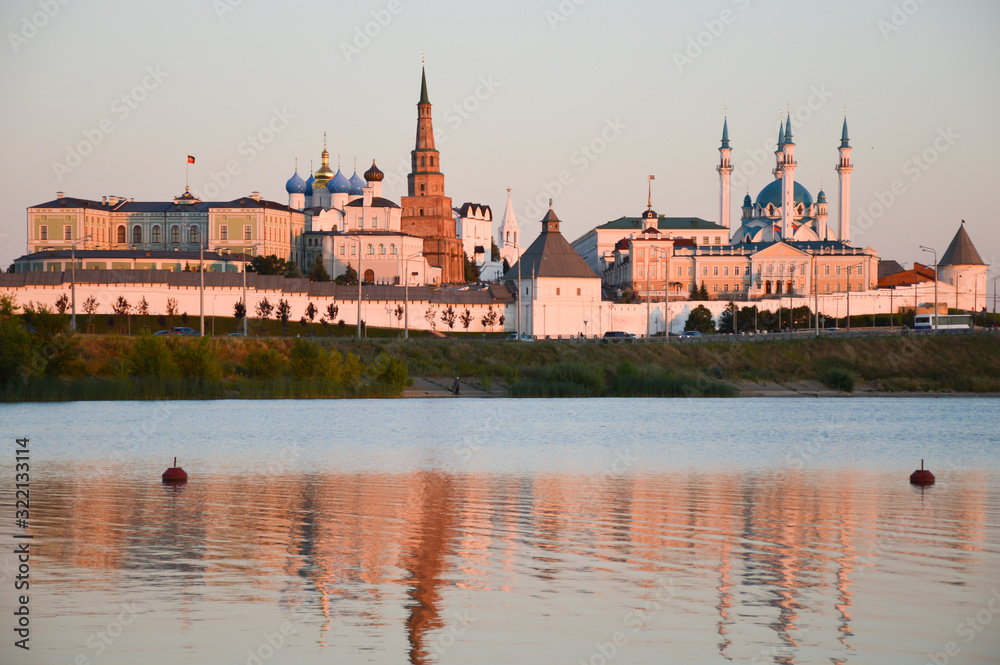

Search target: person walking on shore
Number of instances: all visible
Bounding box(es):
[452,377,461,395]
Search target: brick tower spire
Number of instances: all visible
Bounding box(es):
[401,65,464,283]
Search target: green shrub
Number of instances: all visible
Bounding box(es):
[821,367,857,392]
[171,338,222,381]
[243,346,284,379]
[128,334,177,378]
[289,339,328,379]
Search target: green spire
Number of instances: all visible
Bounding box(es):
[721,118,730,148]
[777,117,785,147]
[840,117,850,148]
[784,114,794,144]
[419,67,430,105]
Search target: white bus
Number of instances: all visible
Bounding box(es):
[913,314,974,330]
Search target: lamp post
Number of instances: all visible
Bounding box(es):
[70,234,93,332]
[920,245,938,332]
[239,243,261,336]
[993,275,1000,328]
[846,265,851,331]
[401,250,422,339]
[342,235,363,339]
[188,223,205,336]
[647,247,669,338]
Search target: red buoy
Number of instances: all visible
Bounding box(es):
[910,459,935,485]
[162,457,188,482]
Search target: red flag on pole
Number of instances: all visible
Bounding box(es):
[187,155,195,164]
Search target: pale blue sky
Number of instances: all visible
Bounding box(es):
[2,0,998,275]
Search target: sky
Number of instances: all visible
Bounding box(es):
[1,0,998,279]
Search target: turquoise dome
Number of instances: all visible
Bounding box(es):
[817,190,827,203]
[327,169,351,194]
[755,179,814,211]
[305,173,315,196]
[348,170,365,196]
[743,193,752,207]
[285,171,308,194]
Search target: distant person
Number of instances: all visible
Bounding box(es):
[453,377,460,395]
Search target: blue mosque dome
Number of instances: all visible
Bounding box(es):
[327,168,351,194]
[348,170,365,196]
[755,179,814,211]
[285,170,308,194]
[305,173,315,196]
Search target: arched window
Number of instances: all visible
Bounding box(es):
[132,225,142,244]
[364,269,375,284]
[190,226,200,244]
[116,225,126,244]
[367,244,374,255]
[170,225,180,243]
[379,244,386,255]
[151,225,161,243]
[420,156,425,167]
[513,232,517,243]
[506,232,510,242]
[390,244,397,255]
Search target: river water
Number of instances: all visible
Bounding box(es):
[1,398,998,664]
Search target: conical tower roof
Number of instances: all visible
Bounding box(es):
[502,204,597,281]
[939,222,985,266]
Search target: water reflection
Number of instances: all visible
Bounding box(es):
[19,463,997,664]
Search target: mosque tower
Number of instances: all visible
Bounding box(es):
[780,114,797,239]
[836,116,853,243]
[717,117,732,230]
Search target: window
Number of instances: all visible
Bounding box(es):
[190,226,200,244]
[723,266,729,276]
[712,284,718,292]
[420,185,425,194]
[420,156,425,167]
[637,248,644,259]
[514,232,517,243]
[687,267,693,277]
[735,266,740,276]
[351,245,356,255]
[132,225,142,244]
[379,244,386,255]
[372,216,378,229]
[702,266,708,276]
[65,225,73,240]
[723,284,729,292]
[825,284,831,292]
[577,288,581,296]
[556,288,560,295]
[506,232,510,242]
[152,225,162,243]
[638,266,644,278]
[340,245,345,256]
[713,266,719,276]
[170,225,180,243]
[390,244,397,255]
[367,244,374,255]
[40,225,48,241]
[220,225,228,240]
[117,226,126,243]
[244,225,252,240]
[714,236,721,244]
[824,265,831,276]
[702,237,709,245]
[835,265,842,276]
[676,266,682,277]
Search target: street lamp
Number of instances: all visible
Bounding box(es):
[189,223,205,336]
[401,250,422,339]
[920,245,938,332]
[846,265,851,331]
[646,246,669,338]
[342,235,363,339]
[70,234,93,332]
[992,275,1000,328]
[236,243,261,337]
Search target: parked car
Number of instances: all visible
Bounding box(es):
[506,333,535,341]
[678,330,702,338]
[226,331,246,337]
[152,330,170,336]
[169,326,199,336]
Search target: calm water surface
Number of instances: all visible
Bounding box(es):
[1,398,999,664]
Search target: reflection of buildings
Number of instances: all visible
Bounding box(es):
[30,467,992,663]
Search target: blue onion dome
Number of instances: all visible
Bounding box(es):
[348,170,365,196]
[364,160,384,182]
[285,170,308,194]
[327,168,351,194]
[305,173,315,196]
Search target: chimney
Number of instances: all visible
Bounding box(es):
[250,191,261,201]
[102,196,107,205]
[57,191,65,199]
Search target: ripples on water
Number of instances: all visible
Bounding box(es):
[1,398,999,664]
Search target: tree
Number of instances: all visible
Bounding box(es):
[698,282,710,300]
[255,297,273,319]
[234,300,246,320]
[718,302,738,334]
[305,302,317,321]
[283,261,303,278]
[5,264,14,273]
[498,314,505,328]
[424,305,438,331]
[460,308,473,332]
[276,299,291,324]
[166,298,179,317]
[334,263,358,285]
[325,303,339,322]
[83,295,99,315]
[309,261,330,282]
[481,305,498,331]
[502,258,510,274]
[55,293,69,314]
[491,238,500,262]
[112,296,130,316]
[249,254,287,276]
[394,304,404,324]
[136,296,149,317]
[684,304,716,333]
[441,304,457,330]
[463,253,480,283]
